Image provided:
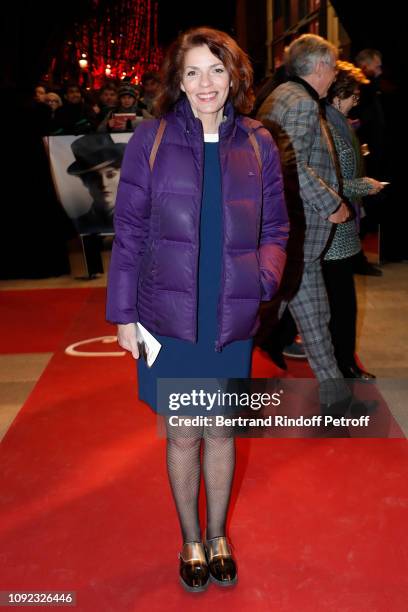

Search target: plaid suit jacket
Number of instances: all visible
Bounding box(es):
[257,80,342,262]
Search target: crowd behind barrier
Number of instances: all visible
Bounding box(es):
[30,71,161,137]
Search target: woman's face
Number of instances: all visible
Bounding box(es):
[335,89,360,116]
[34,86,46,103]
[180,44,230,122]
[46,94,60,110]
[120,94,135,109]
[83,166,121,211]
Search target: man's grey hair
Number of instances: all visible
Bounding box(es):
[355,48,382,67]
[285,34,338,77]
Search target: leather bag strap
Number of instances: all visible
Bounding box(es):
[149,118,167,171]
[248,131,262,172]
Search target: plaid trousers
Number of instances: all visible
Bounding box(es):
[288,260,343,383]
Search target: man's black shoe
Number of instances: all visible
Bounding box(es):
[340,364,376,382]
[321,395,352,420]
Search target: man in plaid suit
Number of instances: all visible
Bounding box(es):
[258,34,351,406]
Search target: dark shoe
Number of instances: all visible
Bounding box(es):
[179,542,209,593]
[321,395,352,420]
[282,335,307,359]
[205,536,237,586]
[340,364,376,382]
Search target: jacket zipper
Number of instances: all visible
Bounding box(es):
[215,135,226,352]
[190,125,205,344]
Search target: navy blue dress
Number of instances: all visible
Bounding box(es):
[137,140,253,412]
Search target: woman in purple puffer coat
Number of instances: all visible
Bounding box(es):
[106,27,288,592]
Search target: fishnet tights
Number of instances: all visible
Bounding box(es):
[165,420,235,544]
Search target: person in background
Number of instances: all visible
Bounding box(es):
[97,84,147,132]
[257,33,353,412]
[52,83,98,135]
[33,84,47,104]
[354,49,385,179]
[95,83,119,120]
[106,26,288,592]
[28,83,52,135]
[344,48,385,274]
[45,92,63,133]
[324,61,385,380]
[45,92,62,116]
[354,48,404,262]
[140,70,161,113]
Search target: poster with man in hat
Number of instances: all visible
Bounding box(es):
[47,133,130,235]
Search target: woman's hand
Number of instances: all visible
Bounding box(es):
[365,178,385,195]
[117,323,139,359]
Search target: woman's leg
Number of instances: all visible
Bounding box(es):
[202,424,238,586]
[165,418,210,591]
[165,418,203,543]
[203,428,236,540]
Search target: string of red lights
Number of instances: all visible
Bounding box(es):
[44,0,162,90]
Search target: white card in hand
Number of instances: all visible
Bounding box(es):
[135,323,161,367]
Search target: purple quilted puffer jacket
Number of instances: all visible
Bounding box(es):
[106,97,289,350]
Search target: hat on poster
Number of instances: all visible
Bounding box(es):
[67,134,126,175]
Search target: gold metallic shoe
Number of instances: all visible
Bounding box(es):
[205,536,237,586]
[178,542,209,593]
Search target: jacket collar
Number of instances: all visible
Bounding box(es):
[171,95,236,139]
[325,102,352,143]
[288,76,320,103]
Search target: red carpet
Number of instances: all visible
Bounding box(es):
[0,288,93,353]
[0,288,407,611]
